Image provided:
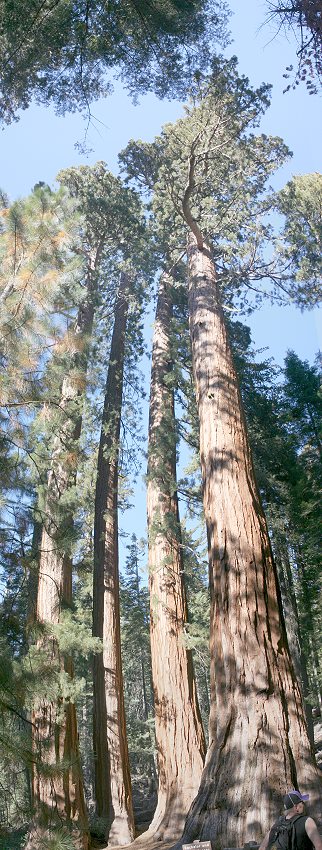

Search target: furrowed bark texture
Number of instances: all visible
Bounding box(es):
[179,235,322,849]
[28,255,99,850]
[93,271,134,845]
[145,272,206,842]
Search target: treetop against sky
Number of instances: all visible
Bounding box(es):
[0,0,320,368]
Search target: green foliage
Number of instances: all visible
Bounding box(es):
[280,352,322,669]
[180,528,210,729]
[276,173,322,305]
[120,536,156,786]
[121,56,293,311]
[54,609,102,661]
[0,636,33,829]
[0,0,229,124]
[31,826,77,850]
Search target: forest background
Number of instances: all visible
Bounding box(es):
[0,0,321,849]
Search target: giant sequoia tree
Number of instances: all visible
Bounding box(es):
[146,269,206,841]
[122,58,322,846]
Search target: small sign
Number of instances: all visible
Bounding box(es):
[183,841,212,850]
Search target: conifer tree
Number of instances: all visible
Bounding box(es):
[26,163,144,848]
[0,0,228,124]
[120,535,155,794]
[92,269,135,844]
[145,269,206,841]
[121,58,322,845]
[92,184,150,842]
[280,352,322,712]
[276,173,322,306]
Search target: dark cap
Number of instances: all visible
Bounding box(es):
[283,791,310,810]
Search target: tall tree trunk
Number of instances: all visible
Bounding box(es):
[145,272,206,843]
[178,234,322,848]
[27,253,99,850]
[92,271,134,845]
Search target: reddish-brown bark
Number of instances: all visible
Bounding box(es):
[27,253,99,849]
[92,271,134,845]
[176,234,322,848]
[145,272,206,842]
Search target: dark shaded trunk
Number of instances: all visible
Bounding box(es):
[177,235,322,849]
[92,271,134,845]
[274,537,314,746]
[145,272,206,843]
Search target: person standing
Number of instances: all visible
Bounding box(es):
[259,791,322,850]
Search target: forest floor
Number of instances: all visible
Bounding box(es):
[1,723,321,850]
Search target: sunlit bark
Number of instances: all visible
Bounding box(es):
[177,234,322,848]
[145,272,206,842]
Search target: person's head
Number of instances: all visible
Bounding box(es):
[283,790,309,816]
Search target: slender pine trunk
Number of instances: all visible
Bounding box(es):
[178,234,322,849]
[297,554,322,714]
[145,272,206,843]
[27,252,99,849]
[273,536,314,746]
[92,271,134,845]
[134,557,150,723]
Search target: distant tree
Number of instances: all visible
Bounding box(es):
[283,350,322,457]
[0,0,228,124]
[120,536,156,801]
[276,173,322,306]
[281,352,322,711]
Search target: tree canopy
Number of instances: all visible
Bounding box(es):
[0,0,229,123]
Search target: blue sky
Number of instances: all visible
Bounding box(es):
[0,0,320,366]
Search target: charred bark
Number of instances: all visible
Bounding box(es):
[145,272,206,843]
[92,271,134,845]
[27,252,100,849]
[176,234,322,849]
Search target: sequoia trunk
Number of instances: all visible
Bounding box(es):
[92,271,134,845]
[179,235,321,848]
[145,272,206,842]
[27,253,99,849]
